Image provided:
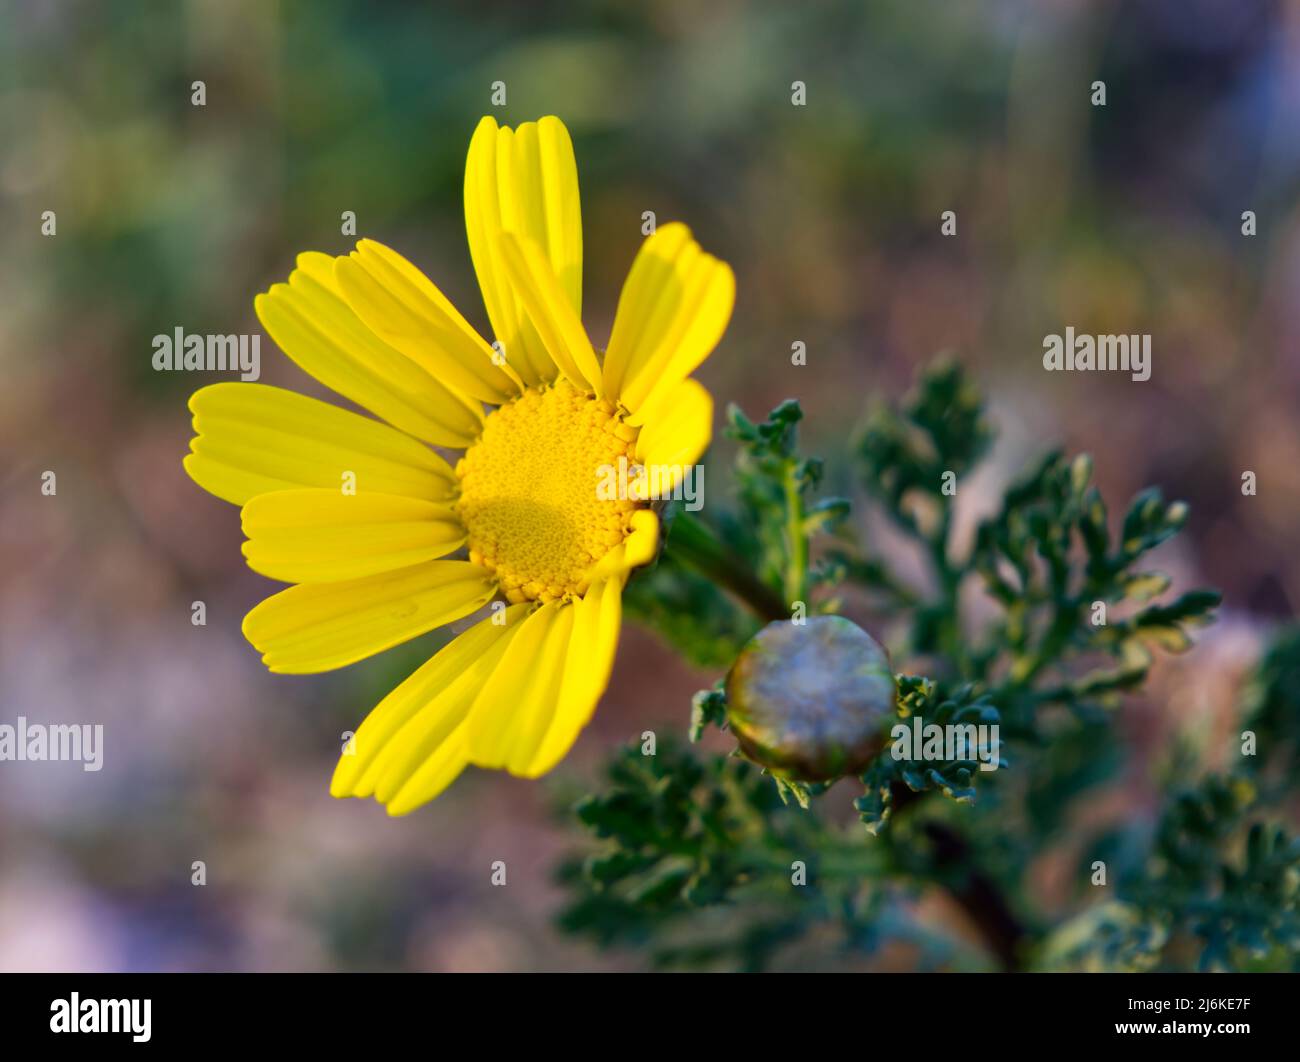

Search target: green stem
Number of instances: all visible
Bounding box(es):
[668,512,789,623]
[924,504,966,673]
[889,784,1028,970]
[782,463,808,606]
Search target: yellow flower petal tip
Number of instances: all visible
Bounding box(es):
[185,113,731,814]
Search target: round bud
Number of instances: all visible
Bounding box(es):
[725,615,896,781]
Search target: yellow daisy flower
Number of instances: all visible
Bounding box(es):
[183,115,735,815]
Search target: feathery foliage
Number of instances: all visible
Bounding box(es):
[558,358,1295,972]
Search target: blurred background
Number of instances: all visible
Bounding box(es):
[1,0,1297,970]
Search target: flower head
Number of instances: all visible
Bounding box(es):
[184,115,734,814]
[726,616,896,781]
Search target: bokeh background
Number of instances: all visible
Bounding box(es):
[1,0,1297,970]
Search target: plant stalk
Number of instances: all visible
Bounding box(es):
[667,512,789,623]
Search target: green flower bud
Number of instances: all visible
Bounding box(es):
[725,615,896,782]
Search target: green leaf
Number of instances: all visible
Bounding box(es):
[855,678,1001,834]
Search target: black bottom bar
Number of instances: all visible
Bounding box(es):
[0,971,1293,1049]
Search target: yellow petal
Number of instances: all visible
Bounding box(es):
[254,252,482,448]
[184,382,456,507]
[504,603,577,774]
[381,720,471,816]
[464,115,582,387]
[583,509,660,587]
[334,239,519,404]
[367,640,505,804]
[240,490,466,584]
[602,222,734,416]
[622,509,662,570]
[242,561,496,674]
[527,577,622,777]
[599,222,692,399]
[495,232,601,393]
[632,378,714,493]
[331,604,528,799]
[465,601,574,770]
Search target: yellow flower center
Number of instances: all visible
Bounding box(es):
[456,380,641,603]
